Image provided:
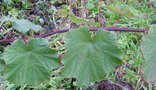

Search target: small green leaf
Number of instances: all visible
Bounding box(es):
[106,4,135,18]
[62,27,122,85]
[1,17,42,33]
[58,5,70,17]
[68,14,95,26]
[141,25,156,82]
[3,38,59,85]
[57,5,96,26]
[68,14,88,24]
[86,0,94,9]
[3,0,13,5]
[8,8,19,17]
[13,19,42,33]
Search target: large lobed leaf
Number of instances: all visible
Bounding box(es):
[141,25,156,82]
[3,38,59,85]
[62,27,122,85]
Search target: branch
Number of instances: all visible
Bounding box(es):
[38,27,148,37]
[0,27,148,43]
[0,38,15,43]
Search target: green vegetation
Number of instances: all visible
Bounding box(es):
[0,0,156,90]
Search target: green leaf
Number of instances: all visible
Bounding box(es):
[1,17,42,33]
[13,19,42,33]
[106,4,135,18]
[68,14,88,24]
[58,5,70,17]
[86,0,95,9]
[8,8,19,17]
[3,0,13,5]
[68,14,96,26]
[62,27,122,85]
[141,25,156,82]
[57,5,96,26]
[3,38,59,85]
[0,52,5,72]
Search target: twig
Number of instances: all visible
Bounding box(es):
[113,83,127,90]
[37,28,69,38]
[56,16,69,29]
[4,32,12,39]
[135,78,141,90]
[0,38,15,43]
[38,27,148,37]
[81,0,86,18]
[0,27,148,43]
[113,19,120,27]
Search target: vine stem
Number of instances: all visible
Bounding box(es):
[0,38,15,43]
[0,27,148,43]
[38,27,148,37]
